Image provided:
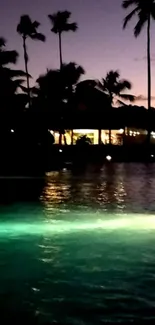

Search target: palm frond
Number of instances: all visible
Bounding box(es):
[14,78,25,86]
[48,11,77,34]
[117,99,126,106]
[0,37,6,48]
[0,50,18,65]
[134,12,147,37]
[123,7,138,28]
[20,85,32,93]
[17,15,44,41]
[32,20,40,29]
[13,79,26,93]
[30,86,39,95]
[64,22,78,32]
[62,10,71,20]
[117,79,132,92]
[151,3,155,19]
[122,0,138,9]
[17,15,32,35]
[31,33,46,42]
[107,70,120,80]
[119,93,136,102]
[1,67,31,79]
[9,69,32,78]
[48,14,55,22]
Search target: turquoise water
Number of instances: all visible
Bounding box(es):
[1,164,155,324]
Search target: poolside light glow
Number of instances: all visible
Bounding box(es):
[106,155,112,161]
[119,129,124,134]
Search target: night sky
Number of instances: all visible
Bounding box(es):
[1,0,155,106]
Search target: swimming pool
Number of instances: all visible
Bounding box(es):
[1,164,155,324]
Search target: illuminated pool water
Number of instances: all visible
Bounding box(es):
[1,164,155,324]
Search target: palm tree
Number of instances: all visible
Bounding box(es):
[74,80,111,145]
[34,62,85,145]
[0,37,28,96]
[17,15,46,106]
[0,37,29,131]
[48,11,78,69]
[0,37,18,66]
[122,0,155,143]
[61,62,85,144]
[101,70,135,144]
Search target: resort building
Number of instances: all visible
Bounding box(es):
[50,128,152,146]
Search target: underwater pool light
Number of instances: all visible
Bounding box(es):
[1,214,155,237]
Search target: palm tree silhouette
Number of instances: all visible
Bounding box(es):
[61,62,85,102]
[0,37,29,95]
[35,62,84,145]
[17,15,45,106]
[101,70,135,144]
[61,62,85,144]
[48,11,78,69]
[0,37,18,65]
[122,0,155,143]
[0,37,29,130]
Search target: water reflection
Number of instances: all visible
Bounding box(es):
[41,164,155,213]
[1,164,155,324]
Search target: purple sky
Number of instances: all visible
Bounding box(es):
[1,0,155,106]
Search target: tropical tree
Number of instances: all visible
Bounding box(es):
[0,37,28,98]
[17,15,46,106]
[61,62,85,103]
[34,62,85,145]
[122,0,155,143]
[0,37,18,66]
[101,70,135,144]
[48,11,78,68]
[0,37,29,132]
[61,62,85,144]
[35,62,84,103]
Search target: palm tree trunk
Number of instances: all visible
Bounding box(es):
[58,131,62,146]
[58,32,63,145]
[109,130,111,145]
[23,36,31,108]
[63,133,67,145]
[98,129,101,145]
[109,93,113,145]
[71,130,74,145]
[58,32,63,69]
[147,14,151,145]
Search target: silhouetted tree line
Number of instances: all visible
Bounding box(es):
[0,4,155,170]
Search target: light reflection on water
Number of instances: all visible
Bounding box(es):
[41,164,155,213]
[1,164,155,324]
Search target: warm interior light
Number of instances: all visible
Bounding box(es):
[73,129,95,134]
